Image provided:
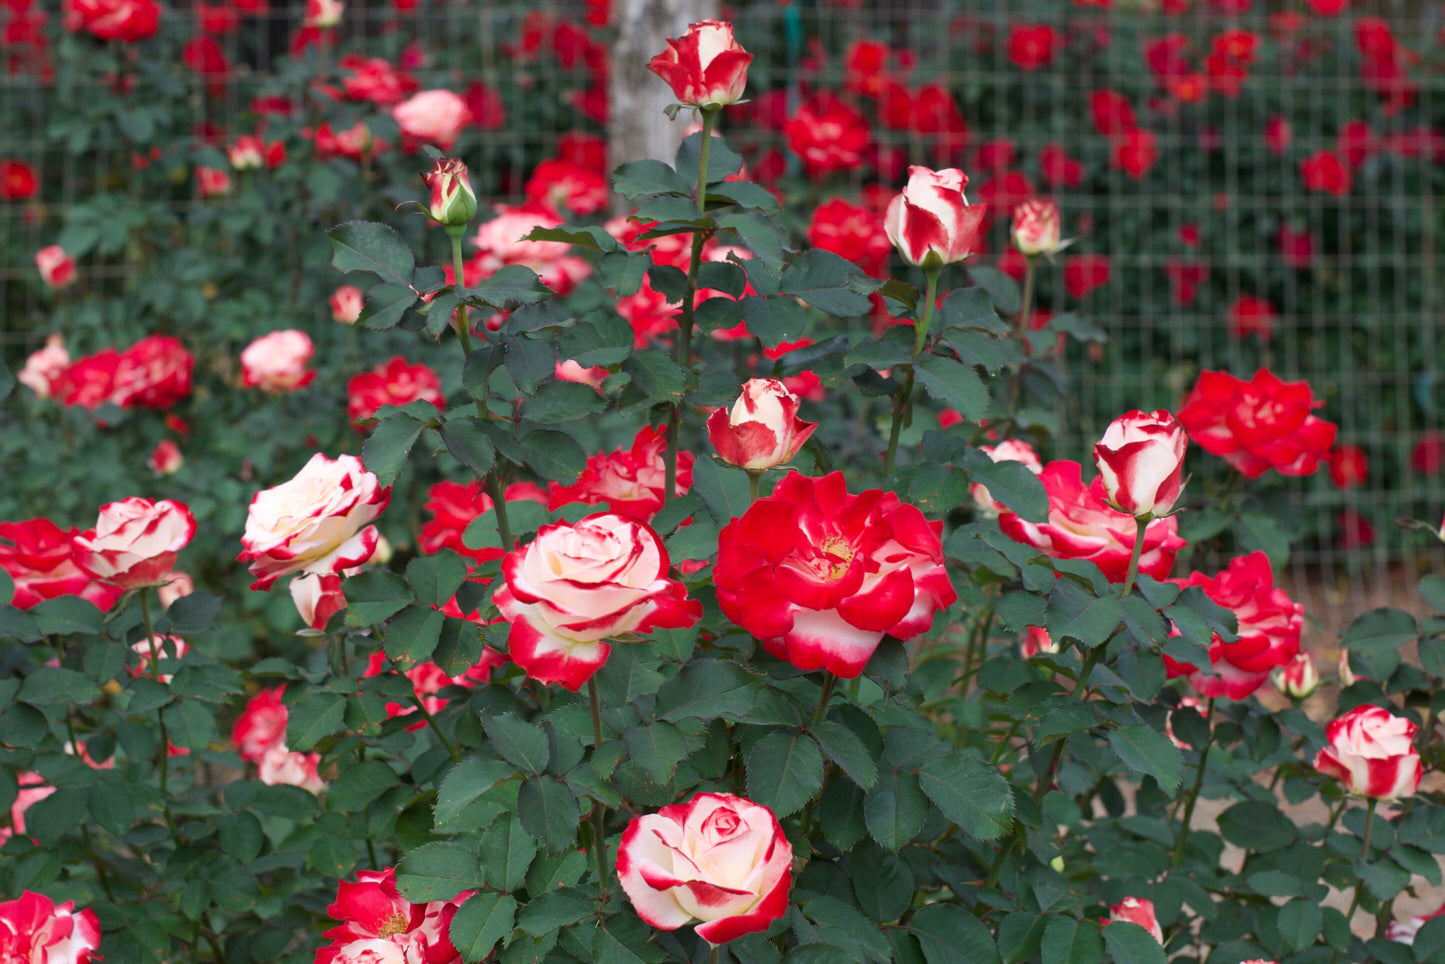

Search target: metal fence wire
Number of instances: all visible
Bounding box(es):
[3,0,1443,631]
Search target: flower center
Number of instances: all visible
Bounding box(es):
[376,912,410,938]
[818,535,854,578]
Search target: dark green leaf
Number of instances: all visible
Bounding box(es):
[916,356,988,422]
[383,605,446,667]
[1101,922,1166,964]
[916,753,1014,840]
[482,713,550,774]
[909,903,1000,964]
[439,418,496,475]
[326,761,397,813]
[624,349,687,401]
[781,250,873,317]
[327,221,416,287]
[747,732,823,818]
[517,775,579,854]
[865,768,929,851]
[396,842,487,902]
[1040,918,1103,964]
[362,413,427,486]
[344,570,413,626]
[480,815,538,892]
[1108,725,1184,794]
[813,720,879,790]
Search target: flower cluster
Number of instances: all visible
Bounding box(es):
[20,334,193,412]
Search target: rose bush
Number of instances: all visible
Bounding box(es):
[0,8,1444,964]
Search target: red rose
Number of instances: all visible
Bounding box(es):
[548,425,692,523]
[0,160,37,200]
[35,245,75,289]
[1313,704,1423,801]
[1264,115,1290,155]
[784,92,871,178]
[0,518,121,611]
[1412,432,1443,474]
[0,892,101,963]
[53,350,121,411]
[318,868,472,964]
[707,378,817,473]
[1162,551,1303,699]
[418,478,547,563]
[1089,89,1137,136]
[1110,128,1159,179]
[73,497,197,590]
[1300,150,1351,196]
[997,461,1187,583]
[111,334,194,409]
[338,54,416,106]
[1007,24,1059,70]
[524,158,609,216]
[495,513,702,690]
[62,0,160,41]
[617,792,792,945]
[1329,444,1368,489]
[362,651,495,730]
[714,472,955,678]
[1176,369,1338,478]
[1277,223,1314,268]
[808,197,891,276]
[1092,409,1188,518]
[647,19,752,108]
[1227,295,1276,341]
[148,439,183,475]
[1065,254,1112,298]
[346,357,444,427]
[1039,143,1084,188]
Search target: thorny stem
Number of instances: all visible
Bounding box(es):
[410,695,462,764]
[1170,697,1216,867]
[140,591,179,836]
[812,674,839,727]
[449,228,470,354]
[588,679,610,912]
[885,269,940,477]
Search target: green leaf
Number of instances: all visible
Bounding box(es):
[482,714,551,774]
[915,356,989,422]
[707,179,781,213]
[909,903,1000,964]
[940,286,1007,334]
[1108,725,1184,795]
[1412,915,1445,962]
[396,842,487,901]
[471,264,551,310]
[162,697,217,751]
[502,334,555,393]
[1217,800,1296,853]
[743,294,809,348]
[518,889,593,936]
[851,843,914,923]
[865,768,929,851]
[558,311,634,368]
[748,732,823,818]
[328,221,416,287]
[1275,899,1322,954]
[523,380,608,423]
[656,660,759,722]
[960,447,1048,522]
[1101,923,1166,964]
[1420,575,1445,614]
[1234,511,1290,568]
[435,757,517,828]
[916,753,1014,841]
[624,349,688,401]
[344,569,413,626]
[518,430,588,486]
[325,760,397,813]
[691,456,752,526]
[1040,918,1104,964]
[439,418,496,475]
[480,815,538,892]
[1046,581,1122,649]
[29,596,102,636]
[517,775,580,854]
[813,720,879,790]
[676,130,744,186]
[450,892,517,963]
[359,282,419,330]
[1342,607,1419,653]
[718,211,787,266]
[383,605,445,667]
[623,722,690,785]
[803,896,893,963]
[612,159,689,199]
[780,249,873,317]
[362,413,427,486]
[407,554,469,608]
[967,266,1022,315]
[286,690,348,751]
[18,666,100,705]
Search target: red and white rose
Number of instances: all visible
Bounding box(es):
[1313,704,1423,801]
[331,285,364,324]
[392,89,471,151]
[647,20,753,109]
[548,425,692,523]
[707,378,817,473]
[240,329,316,392]
[1105,897,1163,944]
[73,497,196,590]
[884,165,986,269]
[1092,409,1188,518]
[0,890,101,963]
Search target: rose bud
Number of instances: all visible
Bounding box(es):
[1105,897,1163,945]
[1313,704,1423,801]
[647,19,753,109]
[423,156,478,227]
[1273,652,1319,700]
[18,334,70,399]
[227,135,264,170]
[1011,198,1070,256]
[1338,649,1360,687]
[330,285,363,324]
[884,165,986,269]
[196,166,232,198]
[157,570,195,609]
[240,329,316,392]
[707,378,817,473]
[148,439,183,475]
[74,497,197,590]
[494,513,702,691]
[290,572,347,632]
[237,452,391,590]
[35,245,76,289]
[617,792,792,946]
[1092,409,1188,518]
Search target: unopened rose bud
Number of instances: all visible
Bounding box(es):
[1011,198,1070,256]
[330,285,363,325]
[423,157,477,228]
[885,166,986,269]
[1093,409,1188,518]
[1273,652,1319,700]
[148,439,183,476]
[647,19,753,109]
[1105,898,1163,945]
[706,378,817,473]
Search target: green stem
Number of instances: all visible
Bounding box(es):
[1170,697,1216,867]
[1008,256,1036,415]
[1120,516,1149,599]
[140,591,179,836]
[885,269,940,477]
[448,227,471,353]
[486,472,513,551]
[1031,646,1103,806]
[1332,799,1379,964]
[747,471,760,504]
[411,695,462,764]
[811,674,838,727]
[695,110,716,216]
[588,678,610,912]
[709,945,720,964]
[882,373,912,478]
[912,268,941,359]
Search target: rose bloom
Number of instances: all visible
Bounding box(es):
[237,452,391,590]
[1228,295,1277,341]
[970,439,1044,516]
[714,472,955,678]
[157,570,195,608]
[232,685,290,763]
[109,334,194,409]
[1065,254,1112,299]
[241,329,316,392]
[304,0,343,27]
[257,743,325,793]
[0,160,38,201]
[647,19,752,108]
[346,357,444,427]
[1105,897,1163,944]
[494,513,702,690]
[1163,552,1303,700]
[1110,128,1160,179]
[311,121,378,162]
[1011,198,1067,256]
[1313,704,1423,801]
[1176,369,1338,478]
[707,378,817,473]
[1039,143,1085,188]
[324,287,362,326]
[618,792,792,946]
[338,54,416,106]
[998,461,1187,583]
[147,438,183,475]
[18,334,70,399]
[885,166,985,269]
[470,201,590,295]
[418,479,547,563]
[784,92,871,178]
[196,165,232,198]
[556,358,607,392]
[0,891,101,964]
[35,245,76,289]
[549,425,693,523]
[392,89,471,151]
[1008,24,1058,70]
[0,519,122,612]
[1329,444,1368,490]
[807,197,892,276]
[290,571,346,631]
[73,497,196,590]
[1092,409,1188,518]
[1274,652,1320,700]
[316,868,472,964]
[63,0,160,42]
[524,158,609,216]
[227,134,284,170]
[1301,150,1351,196]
